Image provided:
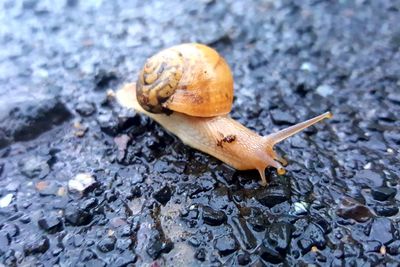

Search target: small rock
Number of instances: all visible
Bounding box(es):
[237,252,251,265]
[20,157,50,179]
[94,69,117,89]
[114,252,137,266]
[255,185,290,208]
[5,181,20,192]
[0,231,10,254]
[298,223,326,252]
[146,235,173,260]
[75,101,95,117]
[24,236,50,255]
[38,216,63,233]
[270,110,296,125]
[265,222,292,254]
[68,173,97,194]
[215,234,239,256]
[97,112,119,136]
[368,218,393,244]
[65,206,92,226]
[35,181,60,196]
[114,134,131,162]
[0,193,13,208]
[0,95,71,149]
[352,170,384,187]
[202,206,227,226]
[387,240,400,255]
[97,236,116,253]
[371,187,396,201]
[195,248,206,261]
[153,185,172,205]
[336,197,374,222]
[316,85,334,97]
[374,205,399,217]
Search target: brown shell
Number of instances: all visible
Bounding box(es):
[136,43,234,117]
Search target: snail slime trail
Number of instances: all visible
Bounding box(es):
[117,43,332,186]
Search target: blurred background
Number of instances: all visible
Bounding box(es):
[0,0,399,266]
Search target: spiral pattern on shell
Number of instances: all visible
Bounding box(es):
[136,49,184,114]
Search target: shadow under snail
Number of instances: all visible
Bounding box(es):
[116,43,332,186]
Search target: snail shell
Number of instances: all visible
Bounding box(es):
[136,43,234,117]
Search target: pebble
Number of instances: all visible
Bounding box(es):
[146,234,174,260]
[215,234,239,256]
[35,181,60,196]
[336,197,375,222]
[0,193,13,208]
[68,173,97,194]
[237,252,251,265]
[0,231,10,254]
[153,185,172,205]
[352,170,384,187]
[75,101,95,117]
[368,218,393,244]
[270,110,297,125]
[97,236,116,253]
[64,206,93,226]
[374,205,399,217]
[202,206,227,226]
[20,157,50,179]
[195,248,206,261]
[371,187,397,201]
[255,184,290,208]
[38,216,63,233]
[316,85,334,97]
[258,222,292,263]
[298,223,326,253]
[23,236,50,255]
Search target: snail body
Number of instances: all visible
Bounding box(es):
[117,43,332,186]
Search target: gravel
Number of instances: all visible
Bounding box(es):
[0,0,399,266]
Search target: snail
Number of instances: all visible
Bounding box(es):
[116,43,332,186]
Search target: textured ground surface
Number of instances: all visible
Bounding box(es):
[0,0,399,266]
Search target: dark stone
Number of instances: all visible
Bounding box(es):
[75,101,95,117]
[38,216,63,233]
[146,235,173,260]
[215,234,239,256]
[153,185,172,205]
[255,185,290,208]
[97,236,116,253]
[258,222,292,263]
[97,112,120,136]
[202,206,227,226]
[65,206,93,226]
[265,222,292,254]
[387,240,400,255]
[336,197,374,222]
[24,236,50,255]
[247,215,268,232]
[375,205,399,217]
[270,110,296,125]
[298,223,326,252]
[237,252,251,265]
[94,69,117,89]
[258,244,282,264]
[20,157,50,179]
[0,95,71,149]
[371,187,397,201]
[195,248,206,261]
